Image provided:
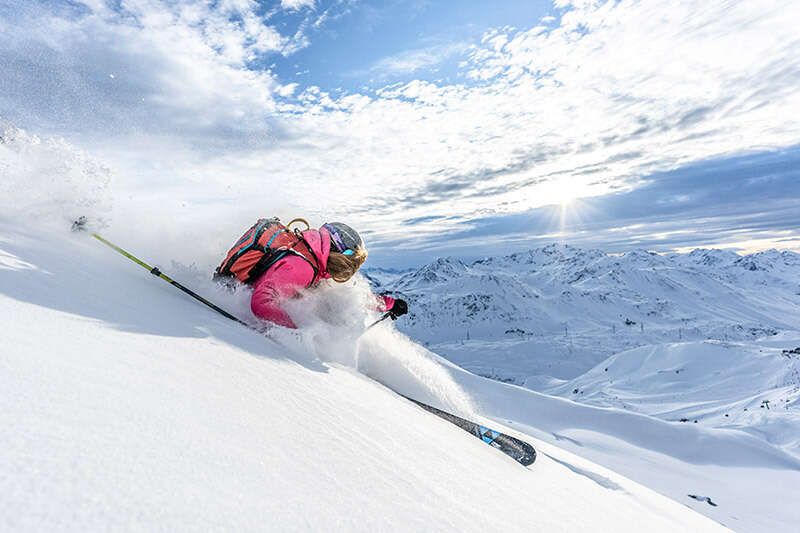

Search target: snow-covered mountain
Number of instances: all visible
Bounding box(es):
[368,244,800,382]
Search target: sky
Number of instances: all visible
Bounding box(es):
[1,0,799,268]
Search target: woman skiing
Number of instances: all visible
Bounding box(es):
[215,218,407,328]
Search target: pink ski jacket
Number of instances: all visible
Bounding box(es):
[250,227,394,328]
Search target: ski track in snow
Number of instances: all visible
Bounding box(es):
[540,453,625,492]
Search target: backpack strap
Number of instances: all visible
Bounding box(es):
[247,228,321,287]
[287,228,321,287]
[246,249,291,284]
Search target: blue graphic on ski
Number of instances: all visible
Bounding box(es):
[402,396,536,466]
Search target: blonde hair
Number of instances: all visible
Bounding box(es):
[327,247,368,283]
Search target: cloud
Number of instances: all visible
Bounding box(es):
[2,0,799,267]
[363,42,470,78]
[0,1,308,141]
[368,146,800,267]
[258,0,800,250]
[282,0,316,11]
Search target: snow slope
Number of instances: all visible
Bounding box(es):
[0,221,731,531]
[547,341,800,455]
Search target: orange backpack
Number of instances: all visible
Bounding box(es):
[214,218,320,285]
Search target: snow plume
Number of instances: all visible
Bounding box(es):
[161,257,474,415]
[268,274,476,416]
[0,121,112,229]
[357,327,477,417]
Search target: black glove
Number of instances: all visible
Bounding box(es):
[389,298,408,320]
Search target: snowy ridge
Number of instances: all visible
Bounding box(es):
[368,243,800,380]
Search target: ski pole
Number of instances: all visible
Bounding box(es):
[89,232,253,329]
[366,312,393,331]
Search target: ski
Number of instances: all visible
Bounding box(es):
[402,395,536,466]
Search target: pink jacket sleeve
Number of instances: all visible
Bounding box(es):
[378,294,395,312]
[250,255,316,328]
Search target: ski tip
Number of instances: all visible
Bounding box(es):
[520,445,537,467]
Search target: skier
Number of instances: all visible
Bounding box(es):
[215,218,407,328]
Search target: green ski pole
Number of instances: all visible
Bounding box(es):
[89,231,253,329]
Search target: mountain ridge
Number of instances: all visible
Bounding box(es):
[367,242,800,380]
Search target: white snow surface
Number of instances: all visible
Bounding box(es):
[547,341,800,454]
[0,221,747,532]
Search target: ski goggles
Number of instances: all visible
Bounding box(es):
[324,224,356,256]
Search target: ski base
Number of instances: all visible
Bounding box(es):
[402,396,536,466]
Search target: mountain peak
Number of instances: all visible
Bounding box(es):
[398,256,468,286]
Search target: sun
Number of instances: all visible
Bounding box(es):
[528,178,604,239]
[540,178,580,207]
